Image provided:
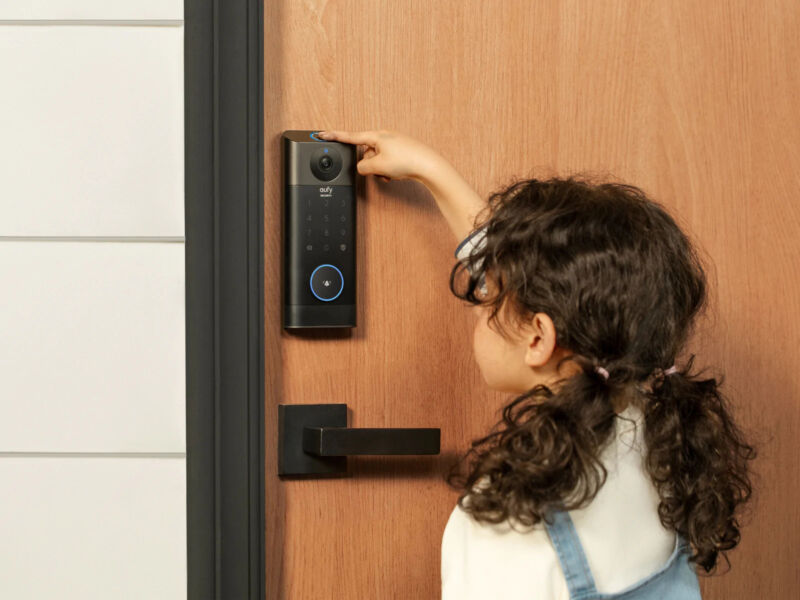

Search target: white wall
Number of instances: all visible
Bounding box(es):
[0,2,186,598]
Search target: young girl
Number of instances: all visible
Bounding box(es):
[316,129,755,600]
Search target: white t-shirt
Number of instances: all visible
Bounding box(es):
[440,406,677,599]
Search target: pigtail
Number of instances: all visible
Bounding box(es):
[643,354,756,573]
[445,361,621,530]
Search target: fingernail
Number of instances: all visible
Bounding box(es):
[317,131,328,137]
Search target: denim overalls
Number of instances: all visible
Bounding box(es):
[543,510,702,600]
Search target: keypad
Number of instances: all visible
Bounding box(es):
[304,195,351,254]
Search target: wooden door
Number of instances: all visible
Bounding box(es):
[264,1,800,598]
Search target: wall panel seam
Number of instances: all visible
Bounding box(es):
[0,236,186,242]
[0,452,186,458]
[0,20,183,26]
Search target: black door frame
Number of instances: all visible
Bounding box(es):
[184,0,265,598]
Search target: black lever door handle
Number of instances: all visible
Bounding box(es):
[278,403,441,476]
[302,426,440,456]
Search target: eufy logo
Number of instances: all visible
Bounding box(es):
[319,186,333,198]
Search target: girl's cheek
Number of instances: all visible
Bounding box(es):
[472,320,482,362]
[472,314,485,362]
[472,310,495,382]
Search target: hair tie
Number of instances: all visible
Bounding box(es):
[594,366,610,380]
[594,364,677,381]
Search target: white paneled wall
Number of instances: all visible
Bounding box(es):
[0,457,186,599]
[0,2,186,598]
[0,242,185,451]
[0,1,182,21]
[0,25,184,236]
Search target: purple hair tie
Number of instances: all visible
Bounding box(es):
[662,365,678,376]
[594,366,610,380]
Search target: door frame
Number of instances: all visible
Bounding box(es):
[184,0,265,598]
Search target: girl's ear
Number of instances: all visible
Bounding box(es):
[523,312,557,368]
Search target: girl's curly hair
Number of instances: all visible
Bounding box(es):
[445,175,756,574]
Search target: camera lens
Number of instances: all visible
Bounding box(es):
[310,147,342,181]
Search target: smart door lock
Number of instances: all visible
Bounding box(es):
[282,130,357,328]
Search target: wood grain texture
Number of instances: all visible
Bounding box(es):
[264,1,800,597]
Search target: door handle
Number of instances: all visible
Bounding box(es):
[278,403,440,476]
[303,426,439,456]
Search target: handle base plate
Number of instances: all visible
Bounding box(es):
[278,403,348,476]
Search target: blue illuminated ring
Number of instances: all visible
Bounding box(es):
[309,264,344,301]
[310,131,324,141]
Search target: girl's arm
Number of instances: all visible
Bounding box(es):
[414,153,488,243]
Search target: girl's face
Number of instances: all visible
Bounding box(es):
[472,304,534,393]
[471,294,578,394]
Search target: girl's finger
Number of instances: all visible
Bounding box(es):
[317,130,379,146]
[356,155,384,176]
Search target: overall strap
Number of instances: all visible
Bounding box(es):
[543,510,598,600]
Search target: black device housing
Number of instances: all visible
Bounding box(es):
[282,130,357,328]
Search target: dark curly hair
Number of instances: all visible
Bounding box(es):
[445,175,756,574]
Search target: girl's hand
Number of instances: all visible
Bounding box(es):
[317,129,485,243]
[315,129,440,183]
